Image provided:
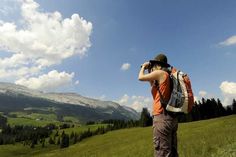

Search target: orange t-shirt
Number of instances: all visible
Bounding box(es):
[151,72,171,116]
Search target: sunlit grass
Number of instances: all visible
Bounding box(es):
[39,115,236,157]
[0,115,235,157]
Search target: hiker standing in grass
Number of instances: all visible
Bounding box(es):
[138,54,178,157]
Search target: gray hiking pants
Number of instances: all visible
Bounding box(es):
[153,113,178,157]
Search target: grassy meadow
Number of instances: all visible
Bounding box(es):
[7,112,81,127]
[0,115,235,157]
[57,124,108,135]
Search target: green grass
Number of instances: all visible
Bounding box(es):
[0,115,235,157]
[7,117,62,127]
[9,112,28,118]
[58,124,108,135]
[63,116,80,123]
[0,143,59,157]
[178,115,236,157]
[8,112,63,127]
[26,113,57,121]
[0,124,107,157]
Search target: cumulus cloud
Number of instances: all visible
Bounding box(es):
[220,35,236,46]
[116,94,152,112]
[220,81,236,106]
[220,81,236,95]
[118,94,129,104]
[194,96,199,102]
[0,0,92,90]
[99,95,106,100]
[0,66,41,80]
[75,80,80,85]
[0,0,92,68]
[197,90,216,100]
[15,70,74,91]
[121,63,131,71]
[199,90,207,98]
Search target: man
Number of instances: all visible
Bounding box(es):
[138,53,178,157]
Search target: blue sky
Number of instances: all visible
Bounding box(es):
[0,0,236,111]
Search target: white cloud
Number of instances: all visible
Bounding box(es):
[199,90,207,98]
[0,54,30,69]
[197,90,216,100]
[220,81,236,95]
[220,35,236,46]
[0,0,92,68]
[116,94,152,112]
[118,94,129,104]
[220,81,236,106]
[194,96,199,102]
[121,63,131,71]
[15,70,74,91]
[99,95,106,100]
[75,80,80,85]
[0,0,92,91]
[0,67,41,82]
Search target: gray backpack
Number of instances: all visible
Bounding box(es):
[157,67,194,114]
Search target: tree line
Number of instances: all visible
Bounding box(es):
[140,98,236,126]
[0,124,53,147]
[0,116,148,148]
[178,98,236,122]
[0,116,141,149]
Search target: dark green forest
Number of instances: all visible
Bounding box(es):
[139,98,236,126]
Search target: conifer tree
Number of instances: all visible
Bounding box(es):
[60,132,69,148]
[140,108,152,127]
[232,99,236,114]
[57,137,60,145]
[49,136,55,144]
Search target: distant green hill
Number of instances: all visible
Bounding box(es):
[0,115,235,157]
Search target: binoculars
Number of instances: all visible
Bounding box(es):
[140,60,156,69]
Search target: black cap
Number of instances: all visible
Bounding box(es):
[149,53,170,67]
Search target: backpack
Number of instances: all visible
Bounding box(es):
[158,67,194,114]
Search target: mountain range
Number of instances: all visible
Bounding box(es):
[0,82,139,123]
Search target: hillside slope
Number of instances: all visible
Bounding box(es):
[2,115,234,157]
[0,82,139,122]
